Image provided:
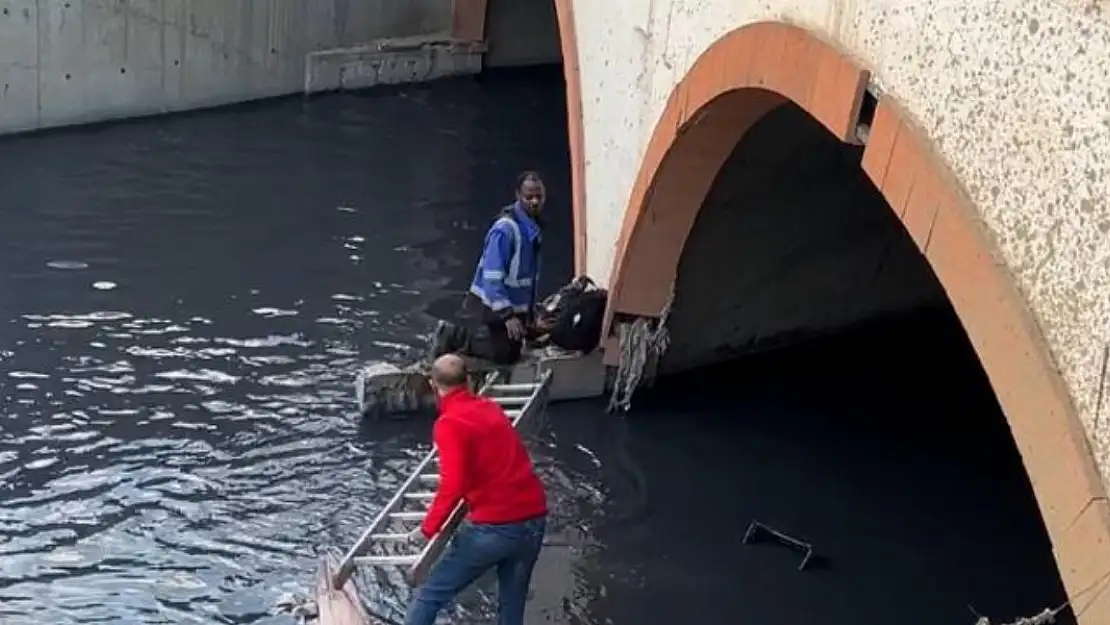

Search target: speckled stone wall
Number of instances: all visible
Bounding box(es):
[571,0,1110,520]
[563,2,1110,619]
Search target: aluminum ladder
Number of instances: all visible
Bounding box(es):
[331,369,553,590]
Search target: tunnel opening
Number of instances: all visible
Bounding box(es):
[660,100,950,373]
[481,0,564,70]
[624,99,1076,624]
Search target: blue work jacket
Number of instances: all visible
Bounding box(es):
[468,202,542,317]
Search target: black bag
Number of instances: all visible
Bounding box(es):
[538,276,608,353]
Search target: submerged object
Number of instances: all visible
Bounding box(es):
[355,276,609,420]
[355,358,502,419]
[741,520,817,571]
[355,360,437,418]
[354,339,598,420]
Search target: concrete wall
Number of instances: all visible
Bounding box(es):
[660,102,946,375]
[0,0,451,135]
[570,0,1110,516]
[485,0,561,68]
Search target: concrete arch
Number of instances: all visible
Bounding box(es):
[603,22,1110,622]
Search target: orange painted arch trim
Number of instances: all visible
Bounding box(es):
[601,21,1110,621]
[449,0,488,42]
[553,0,588,275]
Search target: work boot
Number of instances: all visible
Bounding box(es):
[427,319,456,360]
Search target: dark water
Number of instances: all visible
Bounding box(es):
[0,67,1068,625]
[542,310,1073,625]
[0,68,573,624]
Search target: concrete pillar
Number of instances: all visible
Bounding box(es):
[451,0,489,42]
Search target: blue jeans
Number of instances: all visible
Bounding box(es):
[404,516,546,625]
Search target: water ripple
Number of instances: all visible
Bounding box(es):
[0,71,586,625]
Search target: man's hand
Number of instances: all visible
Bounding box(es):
[533,315,554,333]
[408,526,427,542]
[505,316,525,341]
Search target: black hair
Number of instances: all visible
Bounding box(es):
[516,170,544,192]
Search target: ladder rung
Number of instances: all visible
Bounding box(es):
[490,383,537,394]
[355,554,421,567]
[389,511,426,521]
[370,533,416,542]
[404,492,436,500]
[333,370,553,591]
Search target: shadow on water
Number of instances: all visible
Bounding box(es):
[533,307,1073,625]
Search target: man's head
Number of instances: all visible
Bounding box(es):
[429,354,469,397]
[515,171,546,218]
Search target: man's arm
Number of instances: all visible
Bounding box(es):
[479,228,516,319]
[420,418,468,538]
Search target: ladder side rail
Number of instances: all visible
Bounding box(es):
[331,444,439,588]
[332,371,501,589]
[407,369,553,585]
[518,363,554,439]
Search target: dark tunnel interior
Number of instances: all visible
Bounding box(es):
[576,99,1077,625]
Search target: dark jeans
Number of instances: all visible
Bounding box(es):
[404,516,546,625]
[437,296,532,365]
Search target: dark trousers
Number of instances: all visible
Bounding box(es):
[437,296,532,365]
[404,516,546,625]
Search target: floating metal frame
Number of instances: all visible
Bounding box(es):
[741,520,815,571]
[331,369,554,590]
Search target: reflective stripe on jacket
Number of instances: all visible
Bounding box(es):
[468,202,541,316]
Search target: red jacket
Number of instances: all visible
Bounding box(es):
[421,388,547,538]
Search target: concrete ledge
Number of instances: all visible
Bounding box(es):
[504,349,607,401]
[304,34,487,94]
[356,348,607,419]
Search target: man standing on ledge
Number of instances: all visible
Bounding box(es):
[405,354,548,625]
[430,171,546,365]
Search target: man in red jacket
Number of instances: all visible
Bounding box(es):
[405,354,548,625]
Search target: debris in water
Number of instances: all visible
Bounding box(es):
[274,591,319,623]
[966,570,1110,625]
[46,260,89,270]
[741,520,815,571]
[356,359,436,417]
[972,607,1057,625]
[608,285,674,413]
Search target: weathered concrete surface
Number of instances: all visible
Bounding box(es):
[558,2,1110,621]
[304,35,485,94]
[659,102,946,375]
[485,0,561,68]
[0,0,450,135]
[568,0,1110,493]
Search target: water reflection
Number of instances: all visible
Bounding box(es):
[0,68,573,624]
